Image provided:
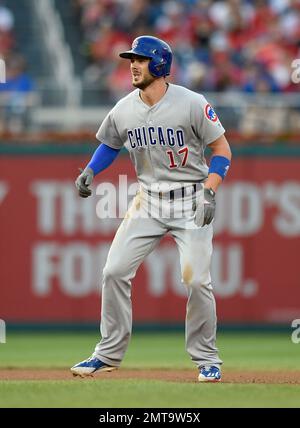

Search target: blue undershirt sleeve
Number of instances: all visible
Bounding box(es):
[87,143,120,175]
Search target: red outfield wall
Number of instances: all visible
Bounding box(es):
[0,155,299,323]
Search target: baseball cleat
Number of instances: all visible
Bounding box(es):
[71,356,117,377]
[198,365,221,382]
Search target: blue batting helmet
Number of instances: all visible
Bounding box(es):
[119,35,172,78]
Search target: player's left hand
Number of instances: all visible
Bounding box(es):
[202,188,216,226]
[75,167,94,198]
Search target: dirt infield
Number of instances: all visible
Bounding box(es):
[1,368,300,384]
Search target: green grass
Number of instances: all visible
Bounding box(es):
[0,331,298,370]
[1,381,299,408]
[0,332,299,407]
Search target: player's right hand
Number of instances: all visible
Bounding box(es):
[75,167,94,198]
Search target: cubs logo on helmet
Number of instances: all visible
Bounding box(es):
[132,39,139,49]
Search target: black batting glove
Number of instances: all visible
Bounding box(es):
[203,188,216,226]
[75,167,94,198]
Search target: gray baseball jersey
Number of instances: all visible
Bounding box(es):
[96,83,225,189]
[91,83,224,372]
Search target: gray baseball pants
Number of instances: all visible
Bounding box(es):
[93,186,222,369]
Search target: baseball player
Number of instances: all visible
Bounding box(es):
[71,35,231,382]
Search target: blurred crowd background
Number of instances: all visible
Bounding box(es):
[0,0,300,136]
[75,0,300,96]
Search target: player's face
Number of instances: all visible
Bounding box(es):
[130,56,155,90]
